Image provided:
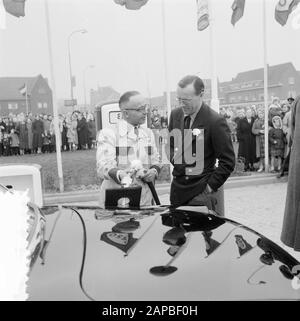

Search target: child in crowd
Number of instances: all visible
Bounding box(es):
[10,129,20,155]
[42,130,51,153]
[269,116,286,172]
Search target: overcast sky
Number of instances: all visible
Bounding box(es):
[0,0,300,104]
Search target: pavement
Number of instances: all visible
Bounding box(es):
[43,172,286,205]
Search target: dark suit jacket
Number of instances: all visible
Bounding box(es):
[167,103,235,207]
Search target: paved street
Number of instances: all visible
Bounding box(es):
[159,182,300,261]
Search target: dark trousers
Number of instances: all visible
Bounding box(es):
[186,186,225,216]
[11,146,19,155]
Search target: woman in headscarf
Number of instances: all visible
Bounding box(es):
[281,95,300,251]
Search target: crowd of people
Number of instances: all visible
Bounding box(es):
[0,111,97,157]
[220,97,294,173]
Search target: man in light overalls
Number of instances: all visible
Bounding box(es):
[96,91,161,208]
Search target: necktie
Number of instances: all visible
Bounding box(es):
[184,115,191,129]
[134,126,140,158]
[134,126,139,138]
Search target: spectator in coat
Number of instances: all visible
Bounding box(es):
[87,113,96,149]
[66,113,78,151]
[32,115,44,154]
[237,108,257,171]
[77,112,89,150]
[60,114,68,151]
[16,114,28,155]
[268,97,282,126]
[277,106,293,178]
[26,118,33,154]
[48,115,56,153]
[252,109,265,172]
[2,133,11,156]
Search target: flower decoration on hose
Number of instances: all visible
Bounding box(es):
[120,159,148,187]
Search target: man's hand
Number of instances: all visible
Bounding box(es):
[142,168,157,182]
[117,170,129,182]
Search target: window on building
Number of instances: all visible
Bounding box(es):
[43,102,48,109]
[8,103,18,110]
[259,93,264,101]
[38,103,43,109]
[245,96,248,101]
[288,77,295,85]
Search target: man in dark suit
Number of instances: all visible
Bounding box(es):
[167,75,235,214]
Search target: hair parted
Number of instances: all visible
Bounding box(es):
[178,75,205,95]
[119,91,140,109]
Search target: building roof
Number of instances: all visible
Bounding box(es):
[0,76,39,100]
[233,62,295,84]
[90,86,120,105]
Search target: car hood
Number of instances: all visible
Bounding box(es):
[27,205,300,301]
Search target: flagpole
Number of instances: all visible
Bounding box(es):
[263,0,269,172]
[44,0,64,192]
[208,0,219,113]
[161,0,171,120]
[25,82,29,115]
[207,0,224,216]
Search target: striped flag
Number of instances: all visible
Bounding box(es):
[113,0,149,10]
[231,0,246,26]
[3,0,26,18]
[275,0,300,26]
[196,0,209,31]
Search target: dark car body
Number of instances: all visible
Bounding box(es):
[27,205,300,301]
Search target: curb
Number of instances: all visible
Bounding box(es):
[43,173,287,206]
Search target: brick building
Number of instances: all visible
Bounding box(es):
[0,74,53,116]
[150,62,300,112]
[220,62,300,108]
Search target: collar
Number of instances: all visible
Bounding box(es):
[183,103,202,127]
[118,119,148,139]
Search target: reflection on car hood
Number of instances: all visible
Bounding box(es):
[27,205,300,301]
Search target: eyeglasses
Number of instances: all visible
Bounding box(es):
[176,97,194,103]
[125,104,149,113]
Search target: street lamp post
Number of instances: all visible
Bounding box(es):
[83,65,95,111]
[67,29,87,108]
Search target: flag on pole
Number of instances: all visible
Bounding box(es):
[275,0,300,26]
[113,0,149,10]
[196,0,209,31]
[3,0,26,18]
[231,0,246,26]
[19,83,27,95]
